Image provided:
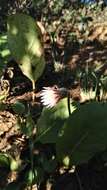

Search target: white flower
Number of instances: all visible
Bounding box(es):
[40,86,67,108]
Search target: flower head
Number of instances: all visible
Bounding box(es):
[40,86,67,108]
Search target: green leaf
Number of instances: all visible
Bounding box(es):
[11,101,25,114]
[0,153,20,171]
[0,94,7,101]
[10,158,19,171]
[25,167,44,185]
[7,13,45,83]
[34,167,44,184]
[25,169,34,185]
[1,49,10,57]
[0,153,10,168]
[56,102,107,166]
[36,98,76,143]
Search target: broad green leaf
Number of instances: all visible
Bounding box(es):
[36,98,76,143]
[57,102,107,166]
[7,13,45,83]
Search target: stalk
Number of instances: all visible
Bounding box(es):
[32,80,36,102]
[67,91,71,116]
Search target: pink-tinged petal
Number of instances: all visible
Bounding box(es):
[40,86,67,108]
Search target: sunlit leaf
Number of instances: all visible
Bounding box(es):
[7,13,45,85]
[57,102,107,166]
[1,49,10,57]
[10,157,20,171]
[36,98,76,143]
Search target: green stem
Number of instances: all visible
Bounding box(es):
[27,104,34,190]
[29,137,34,190]
[67,91,71,116]
[32,80,36,102]
[75,170,84,190]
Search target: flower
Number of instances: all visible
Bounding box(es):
[40,86,68,108]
